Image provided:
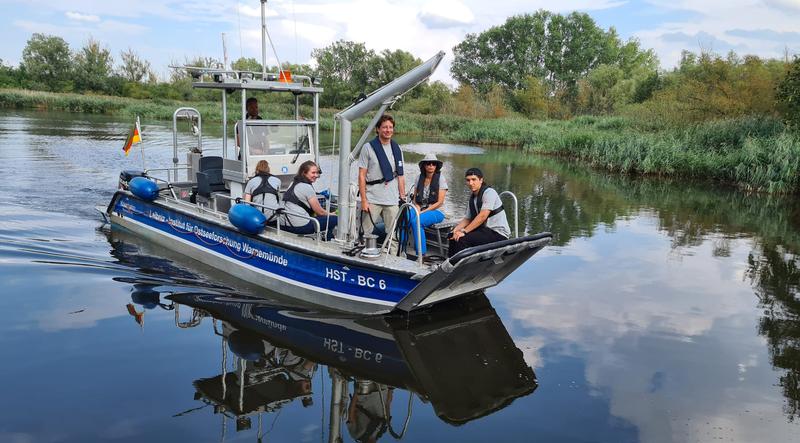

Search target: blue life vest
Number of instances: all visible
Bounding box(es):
[366,137,403,185]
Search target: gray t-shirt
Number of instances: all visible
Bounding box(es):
[244,175,282,219]
[283,181,318,227]
[465,187,510,238]
[419,174,448,208]
[358,141,404,205]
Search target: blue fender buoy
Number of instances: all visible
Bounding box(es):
[131,288,160,309]
[228,330,263,361]
[229,203,266,235]
[129,176,159,201]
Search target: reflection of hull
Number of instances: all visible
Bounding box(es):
[169,292,537,424]
[108,191,552,314]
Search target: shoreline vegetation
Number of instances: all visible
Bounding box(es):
[2,9,800,194]
[2,88,798,194]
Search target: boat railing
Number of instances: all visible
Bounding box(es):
[174,303,206,328]
[382,202,423,267]
[145,166,192,183]
[144,174,180,200]
[498,191,519,238]
[236,198,323,245]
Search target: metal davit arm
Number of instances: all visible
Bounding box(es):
[335,51,446,243]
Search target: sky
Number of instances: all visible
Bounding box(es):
[2,0,800,85]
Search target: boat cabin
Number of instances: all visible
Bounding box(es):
[166,69,322,212]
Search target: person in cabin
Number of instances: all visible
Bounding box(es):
[245,97,262,120]
[243,160,282,223]
[448,167,510,257]
[281,160,338,240]
[358,114,406,239]
[236,97,264,157]
[405,153,448,256]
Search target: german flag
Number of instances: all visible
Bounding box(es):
[122,117,142,156]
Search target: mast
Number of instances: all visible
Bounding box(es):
[260,0,267,79]
[335,51,445,243]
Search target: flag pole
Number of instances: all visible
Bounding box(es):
[137,116,146,171]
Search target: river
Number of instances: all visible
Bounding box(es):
[1,109,799,442]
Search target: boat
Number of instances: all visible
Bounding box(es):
[157,290,538,441]
[103,2,551,314]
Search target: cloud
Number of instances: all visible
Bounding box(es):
[418,0,475,29]
[727,28,800,42]
[762,0,800,13]
[66,11,100,22]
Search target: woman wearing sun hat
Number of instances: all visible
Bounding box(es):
[406,153,448,256]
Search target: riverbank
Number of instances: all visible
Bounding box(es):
[2,88,798,193]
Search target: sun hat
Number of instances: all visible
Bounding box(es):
[418,153,443,172]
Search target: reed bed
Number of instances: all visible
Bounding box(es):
[3,88,798,193]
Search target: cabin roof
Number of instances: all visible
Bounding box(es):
[193,79,322,94]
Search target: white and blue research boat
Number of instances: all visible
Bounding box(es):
[104,4,551,314]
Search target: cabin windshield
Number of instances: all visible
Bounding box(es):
[237,120,315,179]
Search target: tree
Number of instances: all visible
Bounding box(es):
[118,48,153,83]
[73,37,113,92]
[451,10,657,104]
[371,49,422,89]
[0,59,23,88]
[20,33,72,91]
[776,56,800,128]
[231,57,262,73]
[513,76,549,118]
[312,40,377,108]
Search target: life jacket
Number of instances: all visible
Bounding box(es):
[283,176,315,217]
[251,173,280,201]
[365,137,403,186]
[414,172,440,208]
[468,184,504,224]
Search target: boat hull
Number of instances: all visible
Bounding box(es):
[109,192,417,314]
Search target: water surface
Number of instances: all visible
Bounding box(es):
[1,110,799,442]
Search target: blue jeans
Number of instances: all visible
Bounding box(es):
[403,209,444,255]
[283,215,338,240]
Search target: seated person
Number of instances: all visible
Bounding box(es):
[448,167,510,257]
[243,160,282,223]
[403,153,447,256]
[280,160,337,240]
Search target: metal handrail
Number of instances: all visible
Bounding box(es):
[498,191,519,238]
[174,304,205,328]
[144,165,191,183]
[144,175,179,200]
[232,197,323,244]
[381,202,423,267]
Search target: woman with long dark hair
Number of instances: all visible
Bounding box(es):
[406,153,447,255]
[281,160,337,240]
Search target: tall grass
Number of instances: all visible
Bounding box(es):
[3,88,799,193]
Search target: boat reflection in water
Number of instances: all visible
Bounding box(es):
[149,289,537,442]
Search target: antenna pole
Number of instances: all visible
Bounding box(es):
[221,32,229,69]
[260,0,268,78]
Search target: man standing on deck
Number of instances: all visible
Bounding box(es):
[358,114,406,240]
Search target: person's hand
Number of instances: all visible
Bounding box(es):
[361,201,370,212]
[451,229,465,241]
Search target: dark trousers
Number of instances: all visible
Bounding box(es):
[448,225,506,257]
[283,216,338,240]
